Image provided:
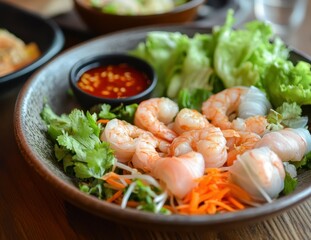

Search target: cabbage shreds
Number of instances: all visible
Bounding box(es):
[40,104,115,179]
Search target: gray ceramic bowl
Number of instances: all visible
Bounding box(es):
[14,24,311,232]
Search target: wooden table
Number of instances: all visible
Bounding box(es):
[1,1,311,239]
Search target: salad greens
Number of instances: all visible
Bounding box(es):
[177,88,212,111]
[92,103,138,124]
[130,31,217,98]
[41,104,115,179]
[266,102,308,131]
[292,152,311,170]
[213,13,289,90]
[130,10,311,108]
[282,172,298,195]
[263,61,311,107]
[41,103,168,213]
[127,179,170,214]
[40,102,138,178]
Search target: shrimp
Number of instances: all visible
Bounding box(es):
[231,116,268,136]
[101,119,156,163]
[169,126,227,168]
[229,147,285,203]
[131,140,161,173]
[225,131,261,166]
[255,128,311,162]
[202,86,248,129]
[173,108,210,135]
[202,86,270,135]
[134,97,179,142]
[152,151,205,199]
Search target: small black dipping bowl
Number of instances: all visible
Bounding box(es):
[69,53,157,108]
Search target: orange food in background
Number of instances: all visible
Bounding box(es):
[0,29,41,77]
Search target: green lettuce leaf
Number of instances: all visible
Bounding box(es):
[213,10,288,89]
[130,31,217,98]
[282,172,298,195]
[177,88,212,111]
[266,102,308,130]
[276,102,308,128]
[166,33,215,98]
[292,151,311,170]
[95,103,138,124]
[263,60,311,107]
[130,31,190,96]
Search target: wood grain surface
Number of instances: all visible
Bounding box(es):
[1,1,311,239]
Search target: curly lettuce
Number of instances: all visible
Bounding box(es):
[213,10,289,89]
[131,10,311,109]
[130,31,216,99]
[263,60,311,107]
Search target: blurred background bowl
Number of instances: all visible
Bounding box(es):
[74,0,205,34]
[0,2,64,88]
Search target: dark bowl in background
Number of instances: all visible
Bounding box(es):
[69,53,157,108]
[0,2,64,88]
[74,0,205,34]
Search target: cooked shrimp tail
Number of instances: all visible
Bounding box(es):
[169,126,227,168]
[225,131,261,166]
[132,140,160,173]
[101,119,156,163]
[202,86,248,130]
[173,108,210,135]
[202,86,269,135]
[134,97,179,142]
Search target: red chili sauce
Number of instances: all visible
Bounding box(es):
[77,63,151,98]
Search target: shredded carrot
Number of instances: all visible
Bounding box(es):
[103,172,130,190]
[227,196,245,210]
[176,168,253,215]
[126,201,140,208]
[189,192,200,212]
[97,119,110,124]
[106,190,123,203]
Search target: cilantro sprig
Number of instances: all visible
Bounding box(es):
[41,104,115,179]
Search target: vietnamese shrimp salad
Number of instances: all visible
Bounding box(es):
[41,11,311,215]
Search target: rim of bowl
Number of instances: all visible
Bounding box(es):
[69,53,157,103]
[75,0,205,17]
